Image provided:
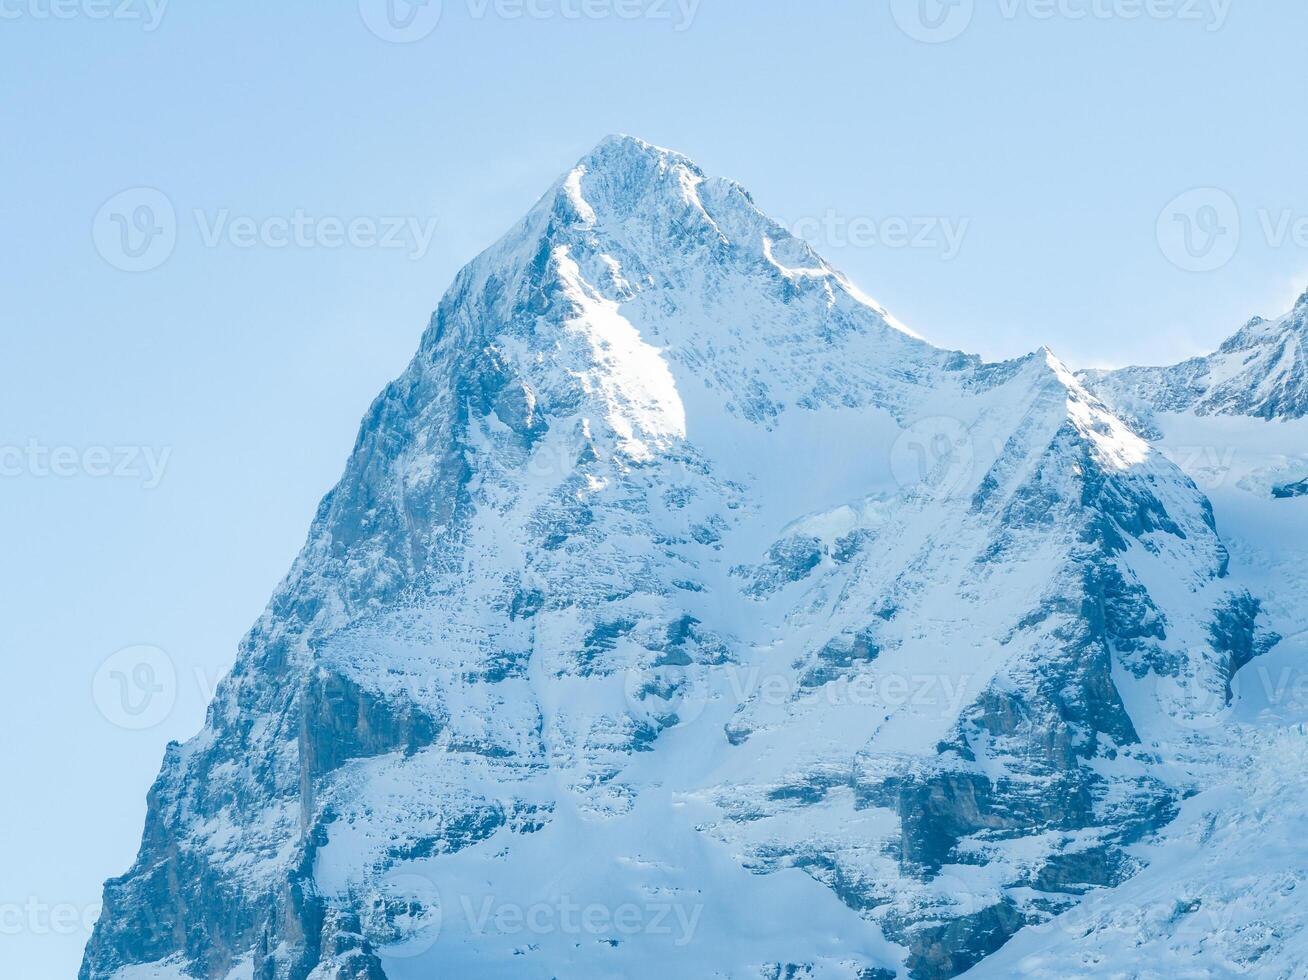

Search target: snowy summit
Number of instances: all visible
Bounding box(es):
[83,137,1308,980]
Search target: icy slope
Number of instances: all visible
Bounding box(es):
[83,137,1272,980]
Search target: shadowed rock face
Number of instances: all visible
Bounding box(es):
[903,900,1025,979]
[1273,478,1308,499]
[759,419,1217,976]
[299,670,444,817]
[1209,594,1280,704]
[83,138,1274,980]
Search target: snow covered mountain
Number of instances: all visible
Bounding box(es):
[978,297,1308,977]
[1081,294,1308,427]
[82,137,1294,980]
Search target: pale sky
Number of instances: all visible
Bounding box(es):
[4,2,1308,976]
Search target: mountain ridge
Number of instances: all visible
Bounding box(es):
[1005,291,1308,977]
[82,137,1283,980]
[1081,289,1308,426]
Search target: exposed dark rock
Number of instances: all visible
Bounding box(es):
[299,669,444,818]
[1272,479,1308,499]
[901,899,1024,979]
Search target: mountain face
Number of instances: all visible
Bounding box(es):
[84,138,1288,980]
[1051,301,1308,978]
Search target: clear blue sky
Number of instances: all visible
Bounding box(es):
[4,2,1308,976]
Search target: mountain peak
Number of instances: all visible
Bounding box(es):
[554,133,706,228]
[581,133,692,171]
[83,136,1271,980]
[441,135,928,360]
[1219,292,1308,354]
[1085,288,1308,421]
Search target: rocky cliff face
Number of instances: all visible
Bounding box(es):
[83,137,1280,980]
[993,294,1308,978]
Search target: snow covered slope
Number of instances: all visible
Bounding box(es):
[1081,295,1308,658]
[970,300,1308,977]
[82,137,1284,980]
